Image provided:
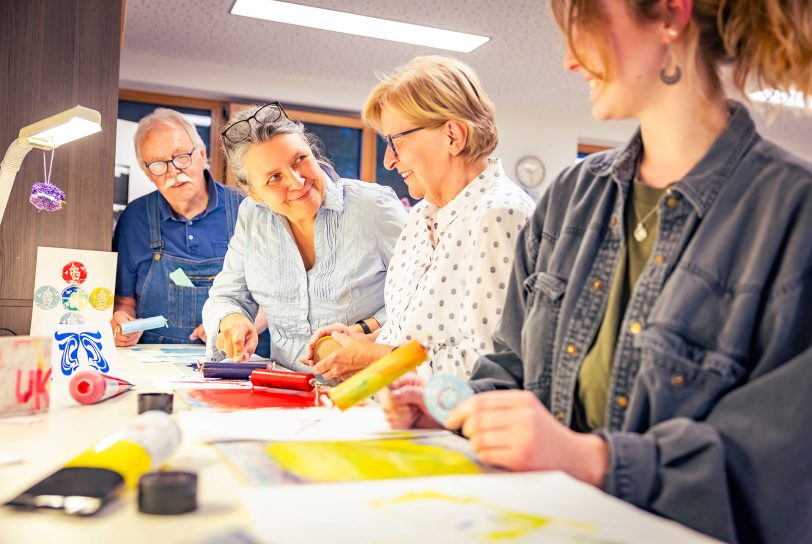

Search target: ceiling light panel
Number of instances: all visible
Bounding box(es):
[231,0,490,53]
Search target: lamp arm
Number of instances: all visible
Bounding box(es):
[0,139,34,227]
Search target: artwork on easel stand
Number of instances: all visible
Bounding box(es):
[29,247,119,382]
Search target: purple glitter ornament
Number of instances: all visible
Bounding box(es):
[30,182,66,212]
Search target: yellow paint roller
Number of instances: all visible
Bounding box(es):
[326,340,427,410]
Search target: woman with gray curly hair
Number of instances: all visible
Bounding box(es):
[202,102,407,368]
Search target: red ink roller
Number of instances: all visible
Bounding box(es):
[69,370,134,405]
[250,369,314,392]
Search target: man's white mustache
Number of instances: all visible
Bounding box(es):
[163,172,194,190]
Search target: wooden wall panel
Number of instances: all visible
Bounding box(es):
[0,0,121,335]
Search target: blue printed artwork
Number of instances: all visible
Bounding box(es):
[54,330,110,376]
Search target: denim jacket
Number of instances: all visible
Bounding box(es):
[470,102,812,543]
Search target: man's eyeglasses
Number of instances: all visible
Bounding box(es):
[145,148,196,176]
[221,102,288,145]
[382,126,427,159]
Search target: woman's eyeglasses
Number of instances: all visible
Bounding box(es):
[221,102,289,144]
[382,126,427,159]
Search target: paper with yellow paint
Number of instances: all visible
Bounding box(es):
[242,472,721,543]
[264,440,481,482]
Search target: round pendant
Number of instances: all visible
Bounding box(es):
[633,223,648,242]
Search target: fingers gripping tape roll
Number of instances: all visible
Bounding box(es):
[423,374,474,425]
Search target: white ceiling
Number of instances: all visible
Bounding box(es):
[122,0,585,113]
[122,0,811,156]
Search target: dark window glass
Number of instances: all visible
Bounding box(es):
[302,123,361,179]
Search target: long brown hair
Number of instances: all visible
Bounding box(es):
[551,0,812,100]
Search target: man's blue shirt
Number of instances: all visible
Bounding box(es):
[113,171,243,300]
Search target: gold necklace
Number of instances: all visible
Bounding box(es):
[632,186,673,243]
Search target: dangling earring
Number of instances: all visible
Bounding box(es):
[660,31,682,85]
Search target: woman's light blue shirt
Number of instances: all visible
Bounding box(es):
[203,166,407,367]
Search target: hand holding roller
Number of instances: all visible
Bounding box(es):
[326,340,428,410]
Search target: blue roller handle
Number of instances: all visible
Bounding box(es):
[118,315,168,335]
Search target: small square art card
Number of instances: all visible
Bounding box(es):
[30,246,117,336]
[50,325,118,384]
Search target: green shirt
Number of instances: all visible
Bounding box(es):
[574,178,667,431]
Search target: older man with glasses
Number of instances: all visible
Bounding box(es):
[111,108,267,349]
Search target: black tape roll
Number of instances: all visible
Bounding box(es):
[137,392,173,414]
[138,471,197,515]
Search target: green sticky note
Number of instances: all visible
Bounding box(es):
[169,268,195,288]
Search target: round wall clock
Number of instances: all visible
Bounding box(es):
[515,155,546,189]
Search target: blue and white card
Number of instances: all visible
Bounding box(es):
[49,324,117,384]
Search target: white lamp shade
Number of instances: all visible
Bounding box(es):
[18,105,102,149]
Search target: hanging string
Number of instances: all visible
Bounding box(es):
[43,146,54,184]
[30,138,67,212]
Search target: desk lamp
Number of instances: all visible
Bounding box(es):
[0,105,102,225]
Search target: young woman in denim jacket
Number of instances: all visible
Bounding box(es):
[382,1,812,542]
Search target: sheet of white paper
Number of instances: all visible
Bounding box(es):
[147,375,253,391]
[128,345,209,364]
[241,471,719,544]
[179,407,448,443]
[127,345,271,365]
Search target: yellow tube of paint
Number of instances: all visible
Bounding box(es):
[65,410,181,489]
[327,340,428,411]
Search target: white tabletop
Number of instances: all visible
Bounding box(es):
[0,346,718,544]
[0,346,251,544]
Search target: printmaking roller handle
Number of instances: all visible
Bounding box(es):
[117,315,168,335]
[250,369,314,392]
[327,340,427,411]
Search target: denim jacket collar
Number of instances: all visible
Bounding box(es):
[587,101,759,219]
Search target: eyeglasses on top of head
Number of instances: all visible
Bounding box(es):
[221,102,289,145]
[382,126,428,158]
[144,148,196,176]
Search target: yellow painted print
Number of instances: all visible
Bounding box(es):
[264,440,480,482]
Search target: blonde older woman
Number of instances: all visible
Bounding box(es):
[306,56,534,382]
[203,103,407,368]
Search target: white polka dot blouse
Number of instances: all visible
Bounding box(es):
[377,159,535,379]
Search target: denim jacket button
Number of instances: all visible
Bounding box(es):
[616,395,629,408]
[592,279,603,290]
[565,344,578,356]
[654,255,665,266]
[670,374,685,387]
[629,321,643,335]
[667,196,679,208]
[610,216,618,226]
[554,411,565,422]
